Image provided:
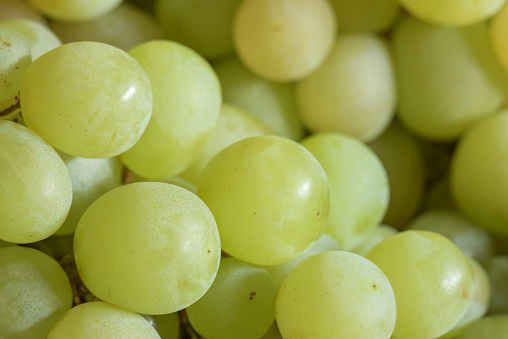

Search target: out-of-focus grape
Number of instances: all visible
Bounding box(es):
[457,315,508,339]
[0,0,47,25]
[424,175,457,211]
[485,255,508,314]
[351,225,398,257]
[329,0,400,33]
[27,0,123,22]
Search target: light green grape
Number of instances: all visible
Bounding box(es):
[141,313,180,339]
[47,301,161,339]
[328,0,400,33]
[180,103,273,186]
[233,0,337,82]
[399,0,506,27]
[491,3,508,73]
[27,0,123,22]
[126,171,198,195]
[0,246,73,339]
[457,315,508,339]
[450,112,508,236]
[394,17,506,141]
[20,41,153,159]
[187,258,277,339]
[54,152,123,236]
[366,230,475,339]
[74,182,221,315]
[49,3,165,52]
[351,224,398,257]
[296,34,396,142]
[0,25,31,113]
[276,251,396,338]
[264,233,340,290]
[198,135,330,265]
[405,209,494,264]
[485,256,508,314]
[0,120,72,243]
[119,40,221,179]
[214,57,305,140]
[154,0,240,60]
[1,19,61,60]
[368,121,425,228]
[300,132,389,250]
[0,0,47,25]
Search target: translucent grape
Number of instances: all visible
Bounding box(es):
[328,0,400,33]
[276,251,396,338]
[141,313,180,339]
[119,40,221,179]
[457,315,508,339]
[233,0,337,82]
[27,0,123,22]
[198,135,330,265]
[186,258,277,339]
[74,182,221,315]
[0,120,72,243]
[20,41,153,159]
[0,246,73,339]
[47,301,161,339]
[351,225,398,257]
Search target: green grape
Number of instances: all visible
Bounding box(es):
[197,135,330,265]
[186,258,277,339]
[368,121,425,228]
[405,209,494,264]
[399,0,505,27]
[450,112,508,236]
[276,251,396,338]
[49,3,165,52]
[233,0,337,82]
[154,0,240,60]
[141,313,180,339]
[0,246,73,339]
[20,41,153,159]
[300,132,389,250]
[485,256,508,314]
[264,233,340,290]
[180,103,273,186]
[491,3,508,73]
[394,17,506,141]
[457,315,508,339]
[0,120,72,243]
[296,34,396,142]
[214,57,305,140]
[424,175,457,211]
[366,230,475,339]
[54,152,123,236]
[27,0,123,22]
[1,19,61,60]
[260,322,282,339]
[74,182,221,315]
[126,172,198,195]
[351,224,398,257]
[0,0,47,25]
[47,301,161,339]
[119,40,221,179]
[328,0,400,33]
[0,25,31,113]
[0,239,16,248]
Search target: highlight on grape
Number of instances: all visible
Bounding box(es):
[1,0,508,338]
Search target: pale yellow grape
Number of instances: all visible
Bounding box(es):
[395,17,506,141]
[214,57,305,140]
[198,135,330,265]
[47,301,161,339]
[296,34,396,142]
[329,0,399,33]
[27,0,123,22]
[1,19,61,60]
[74,182,221,315]
[141,313,180,339]
[186,258,277,339]
[405,209,494,264]
[20,41,153,159]
[50,3,165,52]
[264,233,340,290]
[0,121,72,243]
[0,0,47,25]
[351,225,398,257]
[233,0,337,82]
[366,230,475,339]
[180,103,273,186]
[54,152,123,236]
[457,315,508,339]
[450,112,508,236]
[300,132,389,250]
[154,0,240,60]
[0,246,73,339]
[120,40,221,179]
[491,3,508,73]
[486,256,508,314]
[0,25,31,113]
[276,251,396,338]
[368,121,425,228]
[399,0,506,27]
